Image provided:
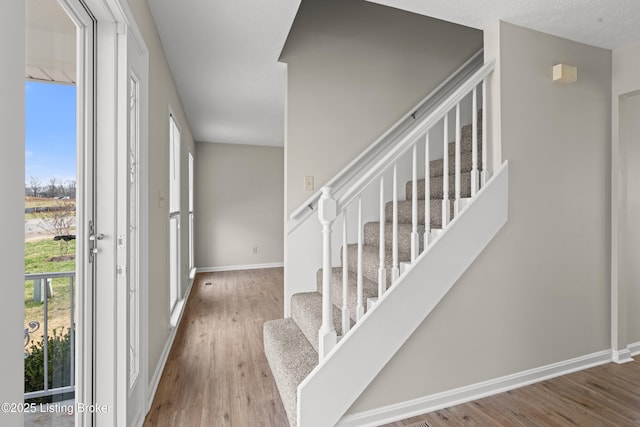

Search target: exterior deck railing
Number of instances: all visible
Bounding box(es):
[24,271,75,400]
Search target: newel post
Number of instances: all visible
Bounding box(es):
[318,187,337,360]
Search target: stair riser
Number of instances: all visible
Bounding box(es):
[291,292,344,353]
[430,151,483,178]
[385,199,454,227]
[316,268,378,322]
[345,244,410,285]
[363,222,425,255]
[447,130,482,156]
[406,173,473,200]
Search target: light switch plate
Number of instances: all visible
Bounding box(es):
[304,176,314,191]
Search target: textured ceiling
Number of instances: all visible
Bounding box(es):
[366,0,640,50]
[148,0,300,147]
[149,0,640,148]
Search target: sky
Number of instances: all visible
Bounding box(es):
[25,81,76,186]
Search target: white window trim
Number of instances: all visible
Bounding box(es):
[168,109,183,327]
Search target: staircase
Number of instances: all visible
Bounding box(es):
[265,120,482,426]
[265,58,507,427]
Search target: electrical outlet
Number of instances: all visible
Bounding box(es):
[304,176,314,191]
[253,246,258,254]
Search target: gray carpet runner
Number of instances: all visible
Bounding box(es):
[263,120,481,426]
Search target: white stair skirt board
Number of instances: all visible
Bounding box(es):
[198,262,284,273]
[337,349,613,427]
[296,162,510,427]
[613,348,635,364]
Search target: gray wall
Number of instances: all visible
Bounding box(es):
[195,142,284,268]
[281,0,482,215]
[127,0,197,387]
[618,93,640,344]
[612,41,640,347]
[0,2,25,425]
[347,21,611,414]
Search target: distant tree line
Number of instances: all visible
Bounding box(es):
[26,176,76,199]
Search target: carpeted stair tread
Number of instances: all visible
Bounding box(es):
[363,221,424,255]
[316,267,378,321]
[447,129,482,156]
[345,243,411,285]
[263,318,318,427]
[385,199,453,227]
[291,292,347,353]
[406,172,473,200]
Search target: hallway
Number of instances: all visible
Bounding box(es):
[143,268,288,426]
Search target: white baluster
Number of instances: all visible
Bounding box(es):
[318,187,337,359]
[442,114,450,228]
[356,196,364,321]
[481,79,488,186]
[342,211,350,335]
[454,103,461,215]
[471,86,479,196]
[378,177,386,298]
[424,133,431,247]
[411,144,419,261]
[392,164,400,283]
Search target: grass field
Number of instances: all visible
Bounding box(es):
[25,196,75,209]
[24,239,76,344]
[24,197,76,221]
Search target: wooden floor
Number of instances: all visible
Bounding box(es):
[384,358,640,427]
[143,268,289,427]
[145,268,640,427]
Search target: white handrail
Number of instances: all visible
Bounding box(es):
[316,59,495,363]
[289,49,485,224]
[337,60,495,212]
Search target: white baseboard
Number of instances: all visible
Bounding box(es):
[614,341,640,362]
[337,349,612,427]
[146,276,196,411]
[613,348,634,364]
[197,262,284,273]
[169,299,186,329]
